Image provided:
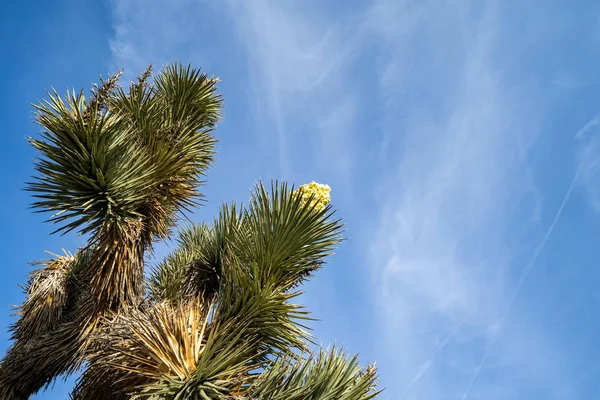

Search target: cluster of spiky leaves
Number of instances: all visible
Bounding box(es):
[12,251,75,343]
[28,63,220,307]
[248,348,379,400]
[0,64,381,399]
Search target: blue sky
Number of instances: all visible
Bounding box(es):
[2,0,600,399]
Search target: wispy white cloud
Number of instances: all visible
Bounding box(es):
[223,0,359,178]
[368,0,581,398]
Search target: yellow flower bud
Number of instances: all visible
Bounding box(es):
[294,182,331,211]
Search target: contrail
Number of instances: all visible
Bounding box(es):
[461,344,493,400]
[459,113,598,399]
[398,360,433,400]
[504,168,579,313]
[460,166,580,400]
[575,113,600,139]
[398,322,465,400]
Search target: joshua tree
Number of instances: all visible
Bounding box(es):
[0,64,381,399]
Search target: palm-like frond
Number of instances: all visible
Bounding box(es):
[30,64,221,239]
[84,254,311,399]
[248,347,381,400]
[111,64,221,238]
[214,254,312,359]
[149,203,245,304]
[0,248,99,397]
[11,251,74,343]
[28,63,222,308]
[150,181,343,304]
[148,223,221,304]
[76,299,210,397]
[239,181,343,289]
[29,87,150,236]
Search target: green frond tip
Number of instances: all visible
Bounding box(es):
[27,62,223,239]
[241,180,344,288]
[249,347,381,400]
[148,223,222,304]
[149,180,343,304]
